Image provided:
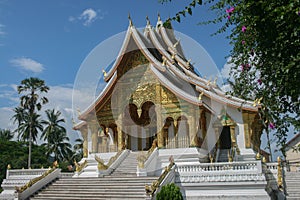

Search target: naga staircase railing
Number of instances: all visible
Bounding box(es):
[137,139,158,168]
[74,159,87,176]
[145,157,176,197]
[15,165,61,200]
[95,149,130,176]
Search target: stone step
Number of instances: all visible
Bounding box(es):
[31,151,155,200]
[32,194,146,200]
[50,183,153,187]
[39,190,146,195]
[40,188,146,192]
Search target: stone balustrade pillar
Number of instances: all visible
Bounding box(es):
[89,123,99,153]
[79,124,88,157]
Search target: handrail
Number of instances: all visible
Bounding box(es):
[95,150,123,170]
[74,159,87,174]
[177,160,262,174]
[136,139,158,169]
[95,155,108,170]
[15,167,61,200]
[145,158,175,196]
[15,167,56,193]
[95,149,130,177]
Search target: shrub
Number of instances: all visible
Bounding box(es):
[156,183,183,200]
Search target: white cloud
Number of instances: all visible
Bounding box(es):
[79,8,97,26]
[10,57,44,73]
[69,8,106,27]
[0,84,84,144]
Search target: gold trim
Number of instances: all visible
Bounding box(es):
[145,156,175,195]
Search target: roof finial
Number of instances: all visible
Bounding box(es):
[128,13,133,27]
[198,91,204,100]
[146,16,150,26]
[173,38,180,48]
[213,77,218,86]
[102,69,107,77]
[158,13,161,22]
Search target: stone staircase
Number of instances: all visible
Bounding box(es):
[30,176,156,200]
[217,149,229,162]
[285,172,300,200]
[30,151,157,200]
[112,151,140,176]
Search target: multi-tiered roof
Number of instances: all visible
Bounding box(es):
[74,16,258,129]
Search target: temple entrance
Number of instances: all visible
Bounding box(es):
[219,126,231,149]
[123,101,157,151]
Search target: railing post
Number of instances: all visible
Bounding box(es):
[277,157,283,191]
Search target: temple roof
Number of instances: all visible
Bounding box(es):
[74,16,260,127]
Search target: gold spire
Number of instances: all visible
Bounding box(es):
[102,69,107,77]
[213,77,218,86]
[158,13,161,22]
[186,59,191,66]
[146,16,150,26]
[173,38,180,48]
[128,13,133,27]
[198,91,204,100]
[162,56,167,66]
[207,78,211,86]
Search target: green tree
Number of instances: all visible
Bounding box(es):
[0,129,14,141]
[156,183,183,200]
[16,111,43,143]
[41,109,66,142]
[161,0,300,158]
[12,106,26,141]
[15,77,49,168]
[72,138,83,162]
[0,140,51,192]
[43,130,72,163]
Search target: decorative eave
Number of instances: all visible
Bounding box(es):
[76,16,260,122]
[104,20,167,83]
[151,24,259,111]
[73,120,87,130]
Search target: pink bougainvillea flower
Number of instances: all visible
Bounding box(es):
[227,15,231,20]
[269,122,275,129]
[242,40,245,45]
[257,79,262,85]
[242,26,247,32]
[226,7,235,14]
[241,64,245,71]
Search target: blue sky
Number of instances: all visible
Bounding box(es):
[0,1,235,144]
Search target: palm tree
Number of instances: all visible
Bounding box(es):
[16,77,49,169]
[41,109,66,142]
[72,138,83,161]
[44,131,72,162]
[17,111,43,142]
[42,109,72,162]
[12,106,26,141]
[0,129,14,141]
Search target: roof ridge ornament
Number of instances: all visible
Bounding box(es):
[198,91,204,100]
[162,56,167,66]
[146,16,150,26]
[158,13,161,22]
[213,77,218,86]
[102,69,107,77]
[128,13,133,27]
[173,38,181,48]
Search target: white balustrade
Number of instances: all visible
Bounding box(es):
[176,161,265,183]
